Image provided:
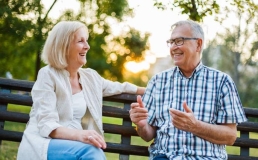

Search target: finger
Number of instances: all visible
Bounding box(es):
[137,95,144,108]
[132,112,148,118]
[169,108,182,116]
[94,133,105,142]
[95,137,107,149]
[183,101,192,113]
[88,136,102,148]
[130,112,148,123]
[89,135,106,148]
[131,102,139,109]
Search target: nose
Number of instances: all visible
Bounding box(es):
[84,41,90,50]
[170,43,178,50]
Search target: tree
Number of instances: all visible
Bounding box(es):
[57,0,150,82]
[0,0,150,85]
[202,4,258,108]
[0,0,56,80]
[153,0,258,22]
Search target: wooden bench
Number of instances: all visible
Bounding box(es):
[0,77,258,160]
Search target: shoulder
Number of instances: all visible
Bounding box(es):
[37,65,52,78]
[150,67,176,81]
[37,65,65,78]
[79,67,102,80]
[147,67,176,86]
[201,65,234,84]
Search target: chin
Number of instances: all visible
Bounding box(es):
[81,61,87,66]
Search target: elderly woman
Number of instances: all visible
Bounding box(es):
[17,21,145,160]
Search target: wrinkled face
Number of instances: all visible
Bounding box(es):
[169,24,202,72]
[67,27,90,69]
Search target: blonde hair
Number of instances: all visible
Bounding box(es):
[41,21,88,69]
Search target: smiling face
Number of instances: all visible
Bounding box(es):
[66,27,90,70]
[169,24,202,76]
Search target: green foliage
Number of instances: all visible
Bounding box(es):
[55,0,149,83]
[201,1,258,108]
[103,27,150,82]
[0,0,56,80]
[153,0,219,22]
[153,0,257,22]
[0,0,36,79]
[0,0,150,85]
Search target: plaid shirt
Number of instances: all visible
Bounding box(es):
[143,62,247,160]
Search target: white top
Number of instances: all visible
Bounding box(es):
[69,91,86,129]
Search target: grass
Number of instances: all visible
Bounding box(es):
[1,104,258,160]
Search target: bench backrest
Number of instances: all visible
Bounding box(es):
[0,77,149,160]
[1,77,258,160]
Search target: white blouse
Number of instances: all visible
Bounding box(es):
[69,91,86,129]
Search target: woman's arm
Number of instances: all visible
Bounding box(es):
[49,127,107,149]
[136,87,145,95]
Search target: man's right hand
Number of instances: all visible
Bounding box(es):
[129,95,148,128]
[129,95,156,142]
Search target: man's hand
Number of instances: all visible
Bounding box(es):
[129,95,148,128]
[169,101,237,145]
[169,101,197,132]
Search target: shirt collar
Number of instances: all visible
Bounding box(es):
[175,62,203,78]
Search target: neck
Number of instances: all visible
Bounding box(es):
[180,61,200,78]
[66,66,79,79]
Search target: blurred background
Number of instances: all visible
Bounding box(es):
[0,0,258,108]
[1,1,258,159]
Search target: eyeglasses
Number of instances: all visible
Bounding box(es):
[166,37,199,47]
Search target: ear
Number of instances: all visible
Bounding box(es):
[196,38,203,52]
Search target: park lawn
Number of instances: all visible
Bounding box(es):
[1,104,258,160]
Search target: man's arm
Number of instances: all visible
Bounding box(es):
[170,101,237,145]
[130,95,157,142]
[191,121,236,145]
[136,122,157,142]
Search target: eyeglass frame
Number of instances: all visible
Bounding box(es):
[166,37,199,47]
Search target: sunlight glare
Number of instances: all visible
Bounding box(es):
[125,61,150,73]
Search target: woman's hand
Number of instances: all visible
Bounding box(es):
[49,127,106,149]
[76,130,106,149]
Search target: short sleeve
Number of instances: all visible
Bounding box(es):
[217,76,247,124]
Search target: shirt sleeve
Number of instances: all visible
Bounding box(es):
[31,68,61,137]
[217,75,247,124]
[102,78,138,96]
[88,69,138,96]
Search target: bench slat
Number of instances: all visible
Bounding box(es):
[105,142,149,156]
[237,122,258,132]
[0,111,29,123]
[103,94,136,103]
[103,123,137,136]
[228,155,258,160]
[244,108,258,117]
[233,138,258,148]
[0,130,22,142]
[0,92,32,106]
[103,105,130,119]
[0,78,33,92]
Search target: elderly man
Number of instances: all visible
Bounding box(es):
[129,20,247,160]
